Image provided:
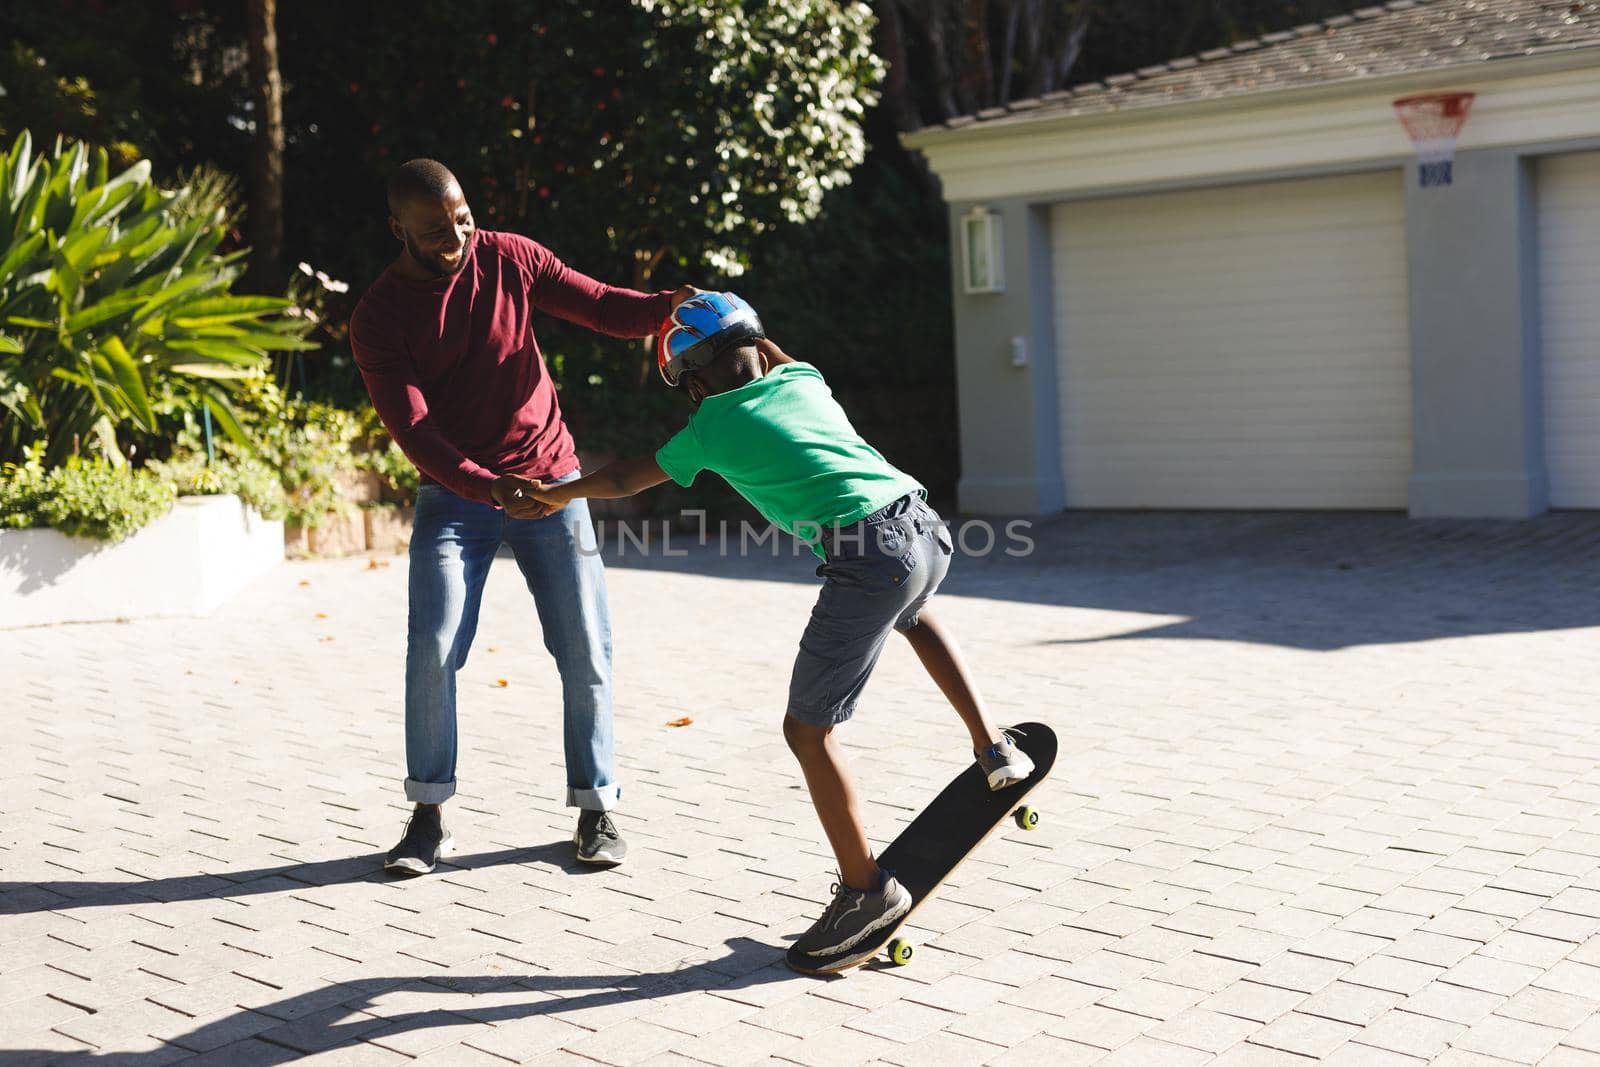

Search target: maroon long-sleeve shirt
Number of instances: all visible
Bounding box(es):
[350,230,671,505]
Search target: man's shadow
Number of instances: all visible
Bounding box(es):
[7,936,812,1064]
[3,843,831,1063]
[1,841,602,916]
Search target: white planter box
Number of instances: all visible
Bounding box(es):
[0,494,283,629]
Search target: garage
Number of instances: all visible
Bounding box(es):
[1051,171,1414,509]
[1538,150,1600,508]
[907,0,1600,518]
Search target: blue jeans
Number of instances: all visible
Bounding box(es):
[404,475,619,811]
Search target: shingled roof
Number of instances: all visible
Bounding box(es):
[930,0,1600,131]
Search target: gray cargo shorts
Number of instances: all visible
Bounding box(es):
[786,493,955,728]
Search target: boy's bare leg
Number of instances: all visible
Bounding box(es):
[901,608,1005,752]
[783,716,880,892]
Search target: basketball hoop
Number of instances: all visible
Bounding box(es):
[1393,91,1476,188]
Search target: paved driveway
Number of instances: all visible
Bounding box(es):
[3,512,1598,1066]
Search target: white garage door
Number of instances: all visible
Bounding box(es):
[1538,151,1600,508]
[1052,171,1413,508]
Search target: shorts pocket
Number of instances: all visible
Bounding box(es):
[819,551,913,594]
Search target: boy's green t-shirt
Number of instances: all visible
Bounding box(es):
[654,362,923,554]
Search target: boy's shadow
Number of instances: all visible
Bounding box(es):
[8,936,808,1064]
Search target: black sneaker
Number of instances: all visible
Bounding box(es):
[384,805,453,875]
[574,810,626,866]
[789,873,912,970]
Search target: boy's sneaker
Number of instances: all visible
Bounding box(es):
[790,873,912,967]
[976,733,1035,791]
[384,805,453,875]
[574,810,627,866]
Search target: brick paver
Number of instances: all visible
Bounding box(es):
[3,511,1599,1064]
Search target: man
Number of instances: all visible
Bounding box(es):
[350,158,695,873]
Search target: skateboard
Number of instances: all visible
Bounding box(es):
[787,721,1058,974]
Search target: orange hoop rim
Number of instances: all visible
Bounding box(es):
[1393,90,1477,114]
[1393,90,1477,140]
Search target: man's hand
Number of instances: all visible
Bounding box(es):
[492,474,554,520]
[670,284,705,309]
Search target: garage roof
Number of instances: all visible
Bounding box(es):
[927,0,1600,131]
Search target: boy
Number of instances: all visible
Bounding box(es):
[527,292,1034,970]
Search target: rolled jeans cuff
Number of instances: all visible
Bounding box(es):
[405,777,457,805]
[568,783,621,811]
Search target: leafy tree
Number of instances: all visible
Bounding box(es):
[268,0,882,384]
[0,42,144,168]
[0,3,247,179]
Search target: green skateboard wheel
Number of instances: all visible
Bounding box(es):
[1014,806,1040,831]
[887,938,914,965]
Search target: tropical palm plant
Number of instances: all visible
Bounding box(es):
[0,131,315,466]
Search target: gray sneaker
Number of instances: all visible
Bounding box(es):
[384,805,453,875]
[976,733,1035,791]
[574,810,627,866]
[791,873,912,968]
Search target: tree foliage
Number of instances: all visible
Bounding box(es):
[0,3,246,177]
[266,1,882,291]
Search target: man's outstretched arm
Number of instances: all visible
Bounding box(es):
[516,234,700,338]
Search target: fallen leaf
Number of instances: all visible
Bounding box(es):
[298,580,311,587]
[320,636,336,643]
[315,612,328,619]
[666,717,694,728]
[495,679,509,688]
[487,646,499,653]
[366,559,390,570]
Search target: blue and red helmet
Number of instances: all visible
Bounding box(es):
[656,291,765,387]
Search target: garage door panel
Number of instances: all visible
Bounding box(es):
[1539,151,1600,508]
[1053,170,1413,509]
[1065,292,1410,318]
[1074,420,1414,445]
[1062,339,1412,368]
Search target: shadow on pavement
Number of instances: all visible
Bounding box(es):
[593,510,1600,651]
[0,841,598,917]
[6,936,804,1064]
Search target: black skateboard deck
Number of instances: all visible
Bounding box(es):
[787,721,1058,974]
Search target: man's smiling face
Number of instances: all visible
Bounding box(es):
[390,183,476,277]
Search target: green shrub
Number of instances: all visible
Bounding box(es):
[0,131,316,467]
[226,378,360,528]
[147,380,413,527]
[146,449,287,522]
[0,449,175,542]
[353,439,419,507]
[352,404,419,506]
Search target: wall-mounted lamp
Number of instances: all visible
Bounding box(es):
[961,206,1005,294]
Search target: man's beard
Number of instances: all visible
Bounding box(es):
[405,232,472,277]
